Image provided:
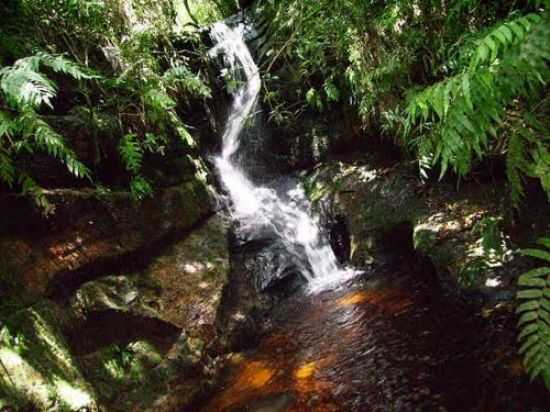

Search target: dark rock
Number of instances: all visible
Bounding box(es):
[304,156,549,298]
[0,178,214,301]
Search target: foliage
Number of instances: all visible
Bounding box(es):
[175,0,239,27]
[457,216,514,287]
[516,237,550,389]
[0,0,214,209]
[261,0,550,204]
[0,52,94,211]
[405,12,550,202]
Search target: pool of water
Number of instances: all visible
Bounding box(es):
[197,265,545,412]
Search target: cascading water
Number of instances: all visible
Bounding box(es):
[210,21,356,293]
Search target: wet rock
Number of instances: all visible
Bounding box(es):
[304,160,420,268]
[77,332,209,412]
[270,105,360,172]
[304,157,548,297]
[216,227,307,351]
[143,215,229,339]
[0,214,229,412]
[70,275,160,321]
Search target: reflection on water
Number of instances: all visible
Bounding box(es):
[198,270,543,412]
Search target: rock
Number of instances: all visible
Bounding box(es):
[70,275,160,321]
[76,332,208,412]
[305,160,421,268]
[215,227,306,351]
[270,105,361,172]
[0,178,215,302]
[61,215,230,411]
[0,213,229,412]
[0,301,99,411]
[304,157,546,297]
[144,214,230,342]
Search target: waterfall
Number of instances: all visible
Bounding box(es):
[210,21,356,293]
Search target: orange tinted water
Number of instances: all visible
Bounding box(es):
[198,273,544,411]
[200,274,456,411]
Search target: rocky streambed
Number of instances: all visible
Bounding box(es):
[1,152,548,412]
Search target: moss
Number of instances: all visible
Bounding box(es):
[77,340,167,409]
[0,301,97,411]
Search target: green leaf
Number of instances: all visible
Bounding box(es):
[462,74,473,111]
[521,248,550,262]
[518,322,539,341]
[518,311,539,326]
[518,276,548,288]
[517,300,540,313]
[519,267,550,281]
[517,289,544,299]
[508,22,525,41]
[519,334,540,354]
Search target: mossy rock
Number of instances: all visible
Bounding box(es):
[77,340,167,410]
[0,301,98,411]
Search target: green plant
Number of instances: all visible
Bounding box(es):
[119,133,152,200]
[516,237,550,388]
[404,12,550,203]
[0,52,95,212]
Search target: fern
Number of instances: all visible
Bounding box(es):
[118,134,154,200]
[0,52,94,210]
[405,11,550,201]
[19,110,90,179]
[470,14,544,70]
[517,237,550,389]
[129,175,153,200]
[0,61,56,109]
[0,53,95,109]
[0,148,15,187]
[119,133,143,174]
[163,65,211,97]
[18,173,54,215]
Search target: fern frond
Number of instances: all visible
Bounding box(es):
[119,133,143,173]
[18,110,91,179]
[516,237,550,388]
[37,52,97,80]
[163,65,211,97]
[0,148,15,187]
[167,111,196,147]
[129,175,152,200]
[405,11,550,198]
[0,61,56,109]
[0,109,15,139]
[18,173,54,216]
[0,53,95,109]
[471,14,543,69]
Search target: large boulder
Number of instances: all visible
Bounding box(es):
[66,215,229,412]
[0,301,98,411]
[0,178,214,303]
[0,214,230,412]
[304,157,548,298]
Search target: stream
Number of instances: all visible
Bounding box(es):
[201,267,479,411]
[196,19,546,412]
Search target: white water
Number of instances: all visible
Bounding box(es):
[210,22,356,293]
